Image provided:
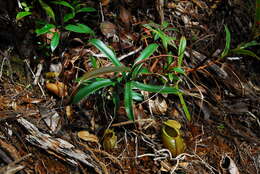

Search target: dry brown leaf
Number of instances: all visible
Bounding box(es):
[65,105,73,120]
[119,6,131,28]
[78,131,99,143]
[100,21,117,38]
[21,96,43,104]
[149,97,168,115]
[46,81,67,97]
[101,0,110,6]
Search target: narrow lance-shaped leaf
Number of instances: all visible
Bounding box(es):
[65,23,94,35]
[77,7,96,13]
[132,81,181,94]
[51,0,74,9]
[51,32,60,52]
[89,39,122,66]
[124,81,134,121]
[35,24,55,35]
[231,49,260,61]
[132,44,158,77]
[178,92,191,121]
[177,36,186,67]
[221,25,231,58]
[16,11,32,20]
[72,79,115,103]
[64,12,75,22]
[38,0,55,21]
[237,40,260,49]
[134,43,158,64]
[81,66,130,81]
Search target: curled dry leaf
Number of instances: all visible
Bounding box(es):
[46,81,68,97]
[148,97,168,115]
[78,131,99,143]
[100,21,117,38]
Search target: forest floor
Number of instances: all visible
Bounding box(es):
[0,0,260,174]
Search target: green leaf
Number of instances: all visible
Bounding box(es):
[64,12,75,22]
[178,36,186,67]
[38,0,55,21]
[162,21,169,28]
[132,44,158,77]
[35,24,55,35]
[132,91,143,101]
[90,56,97,68]
[231,49,260,61]
[65,23,94,35]
[82,66,130,81]
[124,81,134,121]
[177,89,191,121]
[221,25,231,58]
[16,11,32,20]
[237,40,260,49]
[89,39,121,66]
[132,81,181,94]
[51,0,74,9]
[172,67,185,74]
[51,32,60,52]
[72,79,115,103]
[154,33,160,40]
[76,7,96,13]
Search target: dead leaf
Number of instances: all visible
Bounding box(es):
[119,6,131,29]
[101,0,110,6]
[21,96,43,104]
[78,131,99,143]
[148,97,168,115]
[65,105,73,120]
[221,155,240,174]
[100,21,117,38]
[46,81,67,97]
